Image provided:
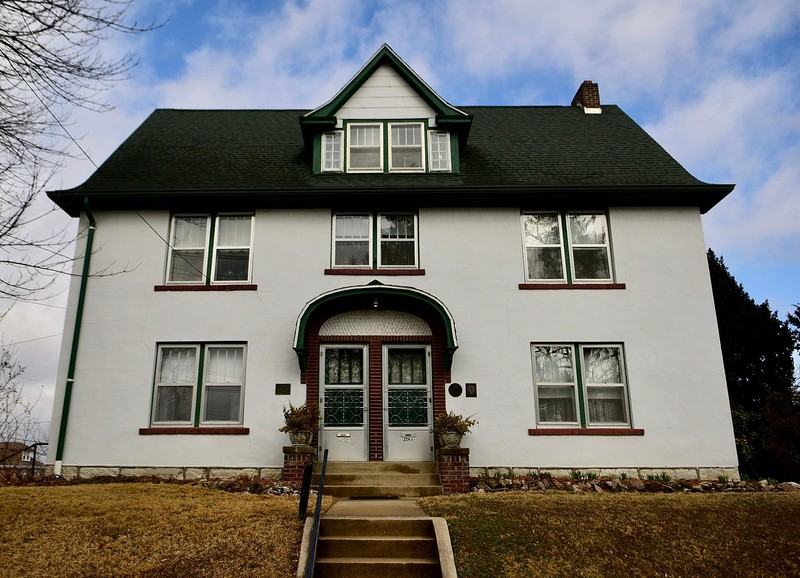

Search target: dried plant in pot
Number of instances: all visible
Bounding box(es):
[278,402,320,446]
[433,411,477,448]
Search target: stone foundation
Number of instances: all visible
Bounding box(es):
[470,466,741,482]
[45,465,283,480]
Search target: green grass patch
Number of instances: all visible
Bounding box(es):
[420,491,800,577]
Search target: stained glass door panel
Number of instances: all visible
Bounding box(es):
[320,346,368,461]
[383,346,433,461]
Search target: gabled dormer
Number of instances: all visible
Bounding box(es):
[301,44,472,174]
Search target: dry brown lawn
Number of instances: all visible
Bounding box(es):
[420,491,800,578]
[0,483,332,578]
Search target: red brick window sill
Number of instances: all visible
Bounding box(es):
[519,283,626,290]
[325,269,425,276]
[154,284,258,292]
[139,427,250,435]
[529,428,644,436]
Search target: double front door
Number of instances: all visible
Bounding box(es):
[320,344,433,461]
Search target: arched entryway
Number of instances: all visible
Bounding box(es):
[293,284,457,461]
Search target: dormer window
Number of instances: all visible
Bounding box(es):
[428,131,451,172]
[324,121,451,174]
[322,131,343,172]
[347,123,383,172]
[389,123,424,171]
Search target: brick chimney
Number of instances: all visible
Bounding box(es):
[571,80,601,114]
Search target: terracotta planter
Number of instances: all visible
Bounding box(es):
[439,431,463,448]
[288,431,313,446]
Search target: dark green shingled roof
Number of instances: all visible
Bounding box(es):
[48,105,733,216]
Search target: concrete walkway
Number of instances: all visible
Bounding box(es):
[324,497,428,517]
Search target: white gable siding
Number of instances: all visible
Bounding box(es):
[337,64,435,121]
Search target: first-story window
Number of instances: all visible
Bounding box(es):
[332,212,418,269]
[166,214,254,284]
[532,343,630,427]
[152,343,246,426]
[522,211,613,283]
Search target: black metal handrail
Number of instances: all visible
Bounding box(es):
[305,448,328,578]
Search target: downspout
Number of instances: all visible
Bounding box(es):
[53,197,95,476]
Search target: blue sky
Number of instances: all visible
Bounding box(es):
[3,0,799,433]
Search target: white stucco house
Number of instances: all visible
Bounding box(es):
[46,45,739,482]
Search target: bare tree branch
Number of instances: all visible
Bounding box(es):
[0,0,157,301]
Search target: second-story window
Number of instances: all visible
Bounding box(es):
[167,214,254,284]
[332,212,418,269]
[522,211,613,283]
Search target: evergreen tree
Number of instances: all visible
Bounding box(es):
[707,250,800,480]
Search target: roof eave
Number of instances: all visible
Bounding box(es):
[47,183,735,217]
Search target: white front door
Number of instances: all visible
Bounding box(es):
[383,345,433,461]
[319,345,368,461]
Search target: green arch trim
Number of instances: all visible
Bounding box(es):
[293,284,458,371]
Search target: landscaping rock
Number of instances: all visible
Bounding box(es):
[629,478,645,490]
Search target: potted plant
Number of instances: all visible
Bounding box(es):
[433,410,477,448]
[279,402,320,446]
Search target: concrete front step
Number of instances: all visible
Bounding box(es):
[314,517,442,578]
[315,461,442,497]
[314,557,441,578]
[317,535,438,559]
[319,473,441,486]
[316,461,438,474]
[321,517,435,536]
[325,484,442,498]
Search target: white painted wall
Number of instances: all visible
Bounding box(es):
[48,205,738,472]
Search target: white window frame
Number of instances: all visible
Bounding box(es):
[166,214,254,285]
[152,344,202,426]
[428,130,451,172]
[521,211,614,283]
[346,123,383,172]
[331,212,419,269]
[531,344,580,426]
[580,344,629,426]
[332,213,373,268]
[201,344,247,426]
[166,215,211,285]
[531,343,631,428]
[521,212,568,283]
[566,212,613,283]
[322,131,343,172]
[388,122,425,172]
[151,343,246,427]
[210,214,255,284]
[378,212,419,268]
